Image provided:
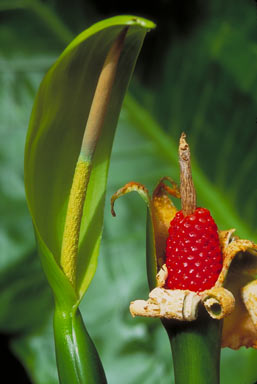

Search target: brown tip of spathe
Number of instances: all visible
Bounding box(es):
[179,132,190,162]
[178,133,197,216]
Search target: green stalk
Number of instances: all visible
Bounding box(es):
[164,308,222,384]
[54,304,107,384]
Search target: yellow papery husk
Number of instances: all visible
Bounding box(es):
[217,230,257,349]
[151,180,178,268]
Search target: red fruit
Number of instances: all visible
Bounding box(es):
[165,207,222,292]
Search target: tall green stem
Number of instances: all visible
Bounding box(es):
[164,308,222,384]
[54,304,107,384]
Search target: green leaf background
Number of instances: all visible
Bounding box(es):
[0,0,256,383]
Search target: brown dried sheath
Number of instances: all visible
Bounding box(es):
[179,132,197,216]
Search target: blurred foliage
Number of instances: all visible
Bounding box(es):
[0,0,256,383]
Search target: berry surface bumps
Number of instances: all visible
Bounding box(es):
[165,207,222,292]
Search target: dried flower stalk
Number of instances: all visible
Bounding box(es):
[179,133,196,216]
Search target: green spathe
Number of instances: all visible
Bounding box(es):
[24,15,155,303]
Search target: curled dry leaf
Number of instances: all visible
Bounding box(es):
[201,287,235,320]
[243,280,257,328]
[130,287,201,321]
[151,178,179,269]
[156,264,168,287]
[219,232,257,349]
[216,230,257,287]
[130,285,234,321]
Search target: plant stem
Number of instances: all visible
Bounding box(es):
[164,307,222,384]
[54,304,107,384]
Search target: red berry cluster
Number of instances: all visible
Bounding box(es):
[165,207,222,292]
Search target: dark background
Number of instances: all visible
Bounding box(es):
[0,0,256,382]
